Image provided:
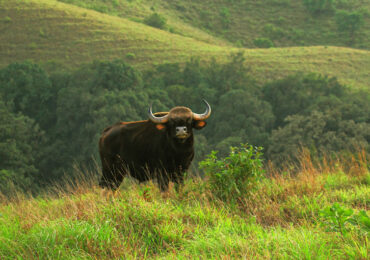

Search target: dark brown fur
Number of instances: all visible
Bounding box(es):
[99,107,206,191]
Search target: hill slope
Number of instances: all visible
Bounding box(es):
[0,0,369,88]
[56,0,370,49]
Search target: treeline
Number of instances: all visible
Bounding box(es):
[0,53,369,194]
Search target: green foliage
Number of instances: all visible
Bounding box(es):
[262,73,347,128]
[335,10,364,45]
[219,7,231,29]
[199,144,264,203]
[303,0,336,15]
[253,37,274,48]
[320,203,370,236]
[268,110,369,166]
[263,24,286,40]
[212,89,274,153]
[144,13,167,29]
[0,62,54,129]
[125,52,136,60]
[0,96,43,194]
[44,60,157,179]
[3,16,12,23]
[263,72,369,165]
[320,203,354,235]
[0,55,368,191]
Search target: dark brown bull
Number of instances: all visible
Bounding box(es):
[99,100,211,191]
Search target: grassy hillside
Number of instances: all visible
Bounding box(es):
[0,156,368,258]
[56,0,370,49]
[0,0,369,88]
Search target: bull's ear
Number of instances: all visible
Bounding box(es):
[193,120,206,129]
[155,124,166,131]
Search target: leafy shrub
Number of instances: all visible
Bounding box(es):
[199,144,265,203]
[335,10,364,45]
[144,13,167,29]
[262,73,347,128]
[125,52,136,60]
[0,62,54,129]
[263,24,285,40]
[0,97,43,195]
[320,203,370,236]
[219,7,231,29]
[254,37,274,48]
[303,0,336,15]
[3,16,12,23]
[268,110,370,167]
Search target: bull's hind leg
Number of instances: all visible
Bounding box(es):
[99,156,126,190]
[157,171,170,192]
[172,173,184,192]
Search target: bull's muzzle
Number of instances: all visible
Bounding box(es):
[176,126,188,139]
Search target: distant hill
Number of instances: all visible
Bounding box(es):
[55,0,370,49]
[0,0,369,88]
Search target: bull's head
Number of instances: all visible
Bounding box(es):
[148,99,211,140]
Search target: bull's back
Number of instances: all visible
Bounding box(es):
[99,120,159,158]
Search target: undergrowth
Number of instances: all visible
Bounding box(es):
[0,148,368,259]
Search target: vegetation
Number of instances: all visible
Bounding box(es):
[0,149,368,258]
[0,0,369,89]
[53,0,370,49]
[0,56,368,194]
[336,10,365,45]
[303,0,336,15]
[200,144,264,203]
[144,13,167,30]
[0,0,369,258]
[253,37,274,48]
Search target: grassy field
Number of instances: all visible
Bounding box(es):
[55,0,370,49]
[1,0,369,88]
[0,153,368,259]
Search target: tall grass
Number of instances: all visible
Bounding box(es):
[0,149,368,259]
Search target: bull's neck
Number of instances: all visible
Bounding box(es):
[167,134,194,153]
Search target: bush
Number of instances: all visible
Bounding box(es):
[199,144,265,203]
[335,10,364,45]
[263,24,285,40]
[144,13,167,29]
[320,203,370,237]
[125,52,136,60]
[303,0,336,15]
[254,37,274,48]
[219,7,231,29]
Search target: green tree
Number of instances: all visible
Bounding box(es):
[0,62,54,130]
[262,73,346,129]
[0,96,44,194]
[43,60,169,180]
[254,37,274,48]
[211,89,274,154]
[268,110,369,166]
[144,13,167,29]
[303,0,336,15]
[335,10,364,45]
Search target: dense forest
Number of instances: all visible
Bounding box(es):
[0,53,368,195]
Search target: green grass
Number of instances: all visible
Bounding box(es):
[0,0,369,88]
[54,0,370,50]
[0,163,368,258]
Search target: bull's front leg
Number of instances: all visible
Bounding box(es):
[172,165,186,192]
[157,169,170,192]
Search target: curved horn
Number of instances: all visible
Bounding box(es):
[192,99,211,121]
[148,105,169,124]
